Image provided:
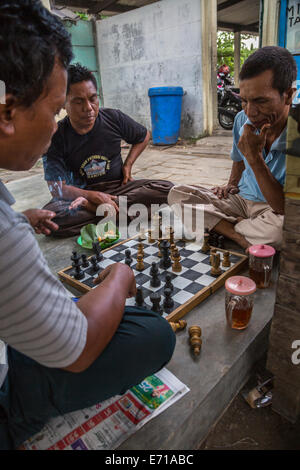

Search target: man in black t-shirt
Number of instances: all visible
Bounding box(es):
[43,63,173,237]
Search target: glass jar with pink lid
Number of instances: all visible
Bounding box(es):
[225,276,257,330]
[248,244,276,289]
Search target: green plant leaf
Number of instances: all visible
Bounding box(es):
[80,224,98,249]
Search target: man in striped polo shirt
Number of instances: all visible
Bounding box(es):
[0,1,175,450]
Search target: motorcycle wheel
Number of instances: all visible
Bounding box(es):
[218,105,239,130]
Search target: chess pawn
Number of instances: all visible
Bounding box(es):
[136,254,144,271]
[172,251,182,273]
[171,246,179,260]
[170,243,177,257]
[222,251,231,268]
[135,286,145,308]
[188,326,202,356]
[90,255,100,273]
[163,288,174,313]
[169,320,187,333]
[125,249,133,267]
[201,233,210,254]
[148,229,155,244]
[165,273,174,291]
[81,254,89,268]
[74,263,84,280]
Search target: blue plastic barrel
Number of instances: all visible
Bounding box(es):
[148,86,184,145]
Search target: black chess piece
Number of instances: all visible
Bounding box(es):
[163,288,174,313]
[150,292,163,315]
[218,235,225,249]
[211,232,219,247]
[124,249,133,267]
[150,262,161,288]
[93,241,103,262]
[165,273,174,291]
[159,240,172,269]
[81,254,89,268]
[135,286,145,308]
[74,264,84,280]
[90,255,100,273]
[71,251,80,264]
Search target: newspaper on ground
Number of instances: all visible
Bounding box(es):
[20,368,190,450]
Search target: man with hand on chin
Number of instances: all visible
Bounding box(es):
[168,46,297,251]
[43,63,173,237]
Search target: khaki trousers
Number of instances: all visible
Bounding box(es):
[168,185,284,249]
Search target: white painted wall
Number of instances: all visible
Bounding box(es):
[96,0,204,139]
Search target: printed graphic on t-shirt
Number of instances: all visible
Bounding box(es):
[80,155,111,180]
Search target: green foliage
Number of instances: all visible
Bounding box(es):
[217,31,258,76]
[74,11,89,21]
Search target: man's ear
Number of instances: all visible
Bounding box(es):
[286,87,297,105]
[0,94,18,137]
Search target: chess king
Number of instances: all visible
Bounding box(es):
[0,0,175,450]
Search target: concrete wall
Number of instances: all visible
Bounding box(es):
[96,0,204,139]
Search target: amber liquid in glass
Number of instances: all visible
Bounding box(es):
[226,305,253,330]
[249,268,271,289]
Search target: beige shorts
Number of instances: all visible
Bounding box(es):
[168,184,284,249]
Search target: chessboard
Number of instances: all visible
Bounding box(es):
[57,234,248,323]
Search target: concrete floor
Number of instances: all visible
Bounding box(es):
[3,134,300,450]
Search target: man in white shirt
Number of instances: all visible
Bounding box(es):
[0,0,175,450]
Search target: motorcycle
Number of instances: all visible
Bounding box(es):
[217,71,234,88]
[218,83,242,131]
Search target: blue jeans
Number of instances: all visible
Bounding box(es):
[0,307,176,449]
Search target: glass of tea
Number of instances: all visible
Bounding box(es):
[248,245,276,289]
[225,276,257,330]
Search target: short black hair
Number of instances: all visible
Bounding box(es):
[240,46,297,95]
[0,0,73,107]
[67,63,98,94]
